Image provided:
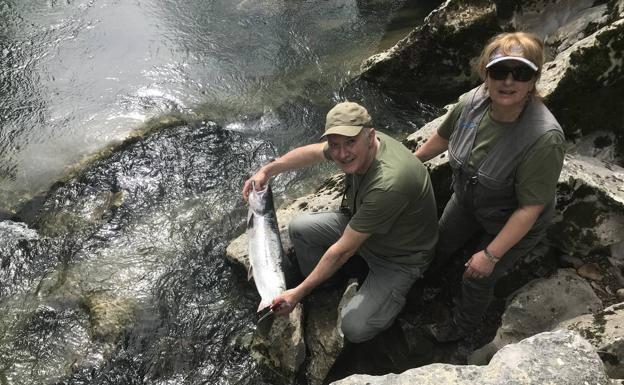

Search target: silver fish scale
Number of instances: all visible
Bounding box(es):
[247,186,287,312]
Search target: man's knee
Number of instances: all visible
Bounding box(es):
[340,311,377,343]
[288,214,309,240]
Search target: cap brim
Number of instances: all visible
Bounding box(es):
[486,56,538,71]
[320,125,364,138]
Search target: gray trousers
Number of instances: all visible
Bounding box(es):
[288,211,422,343]
[437,194,545,330]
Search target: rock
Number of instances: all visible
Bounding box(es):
[83,291,137,342]
[542,17,624,155]
[251,305,306,377]
[578,262,605,281]
[330,330,610,385]
[568,131,620,164]
[359,0,500,104]
[511,0,608,54]
[616,288,624,301]
[558,253,584,268]
[469,269,602,365]
[0,220,54,298]
[608,241,624,286]
[548,155,624,256]
[557,302,624,378]
[305,287,348,385]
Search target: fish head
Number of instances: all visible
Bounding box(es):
[248,183,274,215]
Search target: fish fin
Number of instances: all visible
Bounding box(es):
[247,265,253,281]
[258,301,269,312]
[256,306,275,337]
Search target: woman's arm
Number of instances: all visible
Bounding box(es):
[415,132,449,162]
[464,204,544,278]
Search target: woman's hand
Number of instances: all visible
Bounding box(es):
[463,250,496,279]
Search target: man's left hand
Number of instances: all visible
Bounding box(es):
[463,251,495,279]
[271,288,302,316]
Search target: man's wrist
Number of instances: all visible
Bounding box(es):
[483,247,500,263]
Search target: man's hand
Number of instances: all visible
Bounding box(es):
[271,288,303,316]
[463,250,496,279]
[242,169,270,201]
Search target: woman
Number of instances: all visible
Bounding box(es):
[415,32,566,342]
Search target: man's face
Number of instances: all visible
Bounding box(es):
[326,128,373,175]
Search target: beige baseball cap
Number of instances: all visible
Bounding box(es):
[321,102,371,138]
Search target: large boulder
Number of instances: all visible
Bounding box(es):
[558,302,624,378]
[468,268,603,364]
[304,286,349,385]
[541,18,624,154]
[359,0,500,104]
[549,155,624,256]
[329,330,611,385]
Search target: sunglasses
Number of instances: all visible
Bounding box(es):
[487,64,536,82]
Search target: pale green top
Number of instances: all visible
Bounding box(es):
[345,132,438,265]
[438,98,565,206]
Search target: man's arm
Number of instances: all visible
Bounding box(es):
[242,142,327,200]
[272,225,370,314]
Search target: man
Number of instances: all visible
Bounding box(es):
[242,101,438,343]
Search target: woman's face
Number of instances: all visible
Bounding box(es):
[485,60,537,111]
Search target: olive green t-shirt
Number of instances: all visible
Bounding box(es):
[344,132,438,265]
[438,98,565,206]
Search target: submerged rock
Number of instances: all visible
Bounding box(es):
[0,220,55,299]
[330,330,610,385]
[83,291,138,343]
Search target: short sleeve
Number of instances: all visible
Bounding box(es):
[348,190,409,234]
[515,130,566,206]
[437,100,465,140]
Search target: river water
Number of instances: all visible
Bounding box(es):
[0,0,441,384]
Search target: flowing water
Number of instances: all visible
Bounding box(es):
[0,0,442,383]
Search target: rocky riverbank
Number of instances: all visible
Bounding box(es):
[226,0,624,384]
